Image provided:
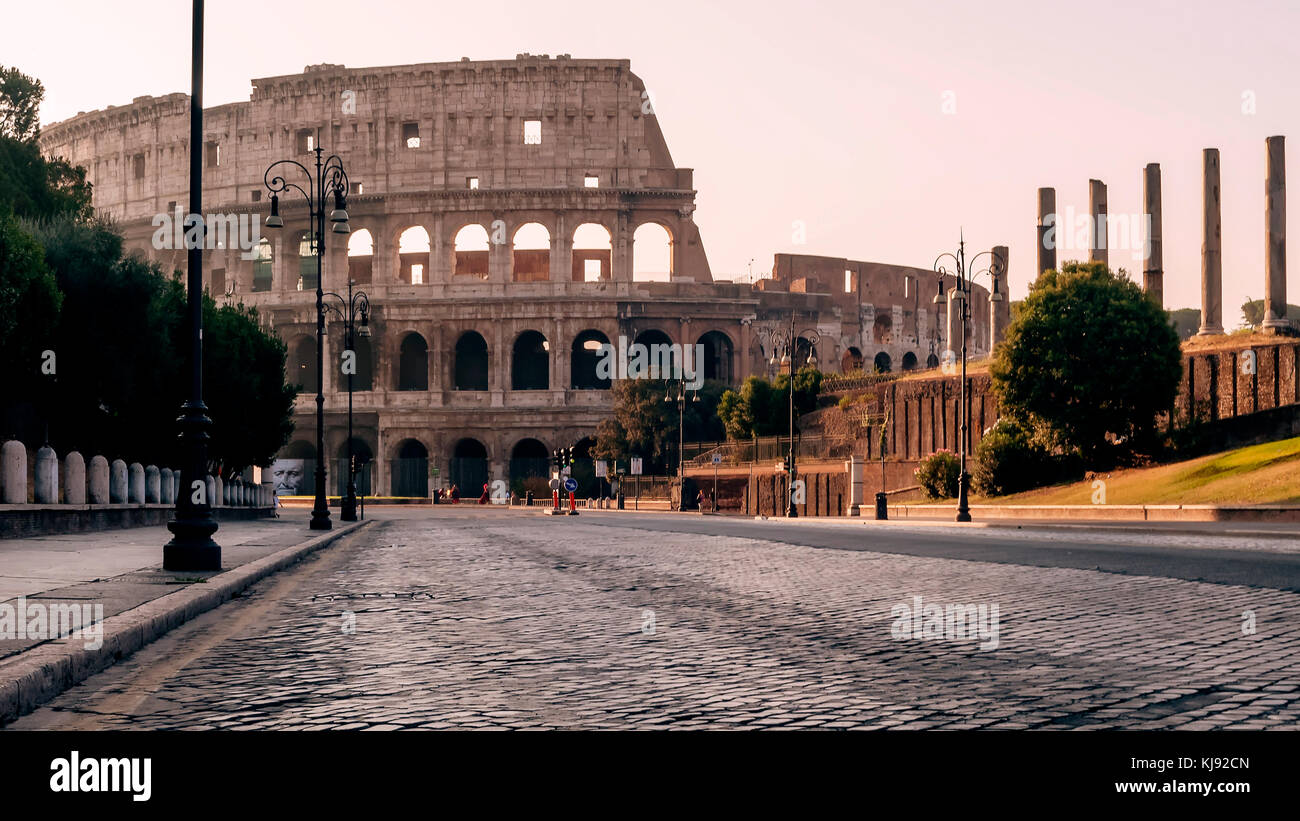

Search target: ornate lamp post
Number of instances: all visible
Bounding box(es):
[761,315,820,517]
[664,379,698,511]
[322,288,370,521]
[263,147,351,530]
[164,0,220,571]
[932,232,1004,523]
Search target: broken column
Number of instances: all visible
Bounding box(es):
[990,245,1011,348]
[1263,136,1290,334]
[1036,188,1056,275]
[1143,163,1164,306]
[1089,179,1108,266]
[1198,148,1225,335]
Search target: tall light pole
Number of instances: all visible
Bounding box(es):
[664,379,698,510]
[932,233,1004,523]
[321,288,370,521]
[264,147,351,530]
[163,0,220,571]
[762,316,819,517]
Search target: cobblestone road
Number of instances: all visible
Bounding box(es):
[12,509,1300,729]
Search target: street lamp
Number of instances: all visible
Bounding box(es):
[664,380,699,510]
[263,146,351,530]
[761,315,820,517]
[932,232,1004,523]
[321,288,370,521]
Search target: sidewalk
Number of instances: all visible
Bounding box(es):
[0,517,370,724]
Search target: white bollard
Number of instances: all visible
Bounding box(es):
[128,462,145,504]
[2,440,28,504]
[145,465,161,503]
[64,451,86,505]
[160,467,174,505]
[34,446,59,504]
[109,459,128,504]
[88,456,110,504]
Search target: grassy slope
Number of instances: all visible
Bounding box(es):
[972,436,1300,506]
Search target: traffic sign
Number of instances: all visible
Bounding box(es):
[630,457,643,475]
[563,477,578,493]
[549,477,562,490]
[711,453,723,465]
[595,460,608,478]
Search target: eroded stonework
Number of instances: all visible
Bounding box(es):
[40,56,992,495]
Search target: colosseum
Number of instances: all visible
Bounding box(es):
[39,55,998,496]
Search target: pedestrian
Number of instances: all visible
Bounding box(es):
[695,488,704,512]
[450,484,460,503]
[478,482,490,504]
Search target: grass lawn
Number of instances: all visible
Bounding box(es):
[972,436,1300,506]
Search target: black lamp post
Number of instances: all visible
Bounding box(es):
[164,0,220,571]
[664,380,698,511]
[932,232,1005,523]
[321,288,370,521]
[762,316,820,517]
[263,146,351,530]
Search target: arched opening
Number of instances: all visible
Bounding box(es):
[873,352,892,373]
[926,352,940,369]
[633,329,675,379]
[901,351,918,371]
[873,313,893,345]
[336,437,373,496]
[572,223,612,282]
[296,231,317,291]
[454,331,489,390]
[794,337,816,370]
[511,330,550,390]
[392,439,429,497]
[449,438,489,497]
[252,238,273,292]
[453,224,490,279]
[632,223,673,282]
[347,229,373,284]
[511,222,551,282]
[397,333,428,391]
[271,440,315,496]
[341,334,373,391]
[572,329,611,390]
[841,346,864,373]
[697,331,734,384]
[509,438,550,487]
[398,226,431,285]
[288,335,316,394]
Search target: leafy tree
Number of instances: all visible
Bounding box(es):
[990,261,1182,466]
[0,213,61,435]
[1168,307,1200,341]
[717,367,822,439]
[1240,298,1300,329]
[0,68,92,221]
[592,378,726,470]
[0,66,43,142]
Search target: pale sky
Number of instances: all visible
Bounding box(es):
[8,0,1299,322]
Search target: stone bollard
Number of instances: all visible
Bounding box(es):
[35,446,59,504]
[160,467,175,504]
[64,452,86,505]
[215,475,225,508]
[128,462,145,504]
[2,440,28,504]
[109,459,128,504]
[205,475,216,508]
[145,465,161,503]
[88,456,110,504]
[172,469,181,503]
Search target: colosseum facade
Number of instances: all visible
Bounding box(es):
[40,55,995,496]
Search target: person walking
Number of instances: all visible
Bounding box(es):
[450,484,460,504]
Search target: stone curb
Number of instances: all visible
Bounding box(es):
[0,520,372,726]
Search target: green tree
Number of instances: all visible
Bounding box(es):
[0,68,92,221]
[0,66,43,142]
[990,261,1182,466]
[1239,298,1300,329]
[0,213,62,435]
[1168,307,1200,340]
[592,378,726,469]
[717,367,822,439]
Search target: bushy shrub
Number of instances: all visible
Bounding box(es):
[973,418,1051,496]
[915,449,961,500]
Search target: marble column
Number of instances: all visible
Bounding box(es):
[1089,179,1108,266]
[1143,163,1163,306]
[1036,188,1056,275]
[1263,136,1290,334]
[1198,148,1225,335]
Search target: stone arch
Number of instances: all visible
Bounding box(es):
[571,329,611,390]
[511,222,551,282]
[397,332,429,391]
[335,436,374,496]
[509,438,550,486]
[572,222,612,282]
[295,230,317,291]
[397,225,431,284]
[842,346,864,373]
[696,330,734,384]
[926,352,940,369]
[288,335,316,394]
[873,313,893,345]
[511,330,550,390]
[452,224,490,279]
[632,222,674,282]
[449,437,489,496]
[392,438,429,497]
[901,351,918,371]
[347,228,373,284]
[454,331,489,390]
[873,351,892,373]
[252,237,273,292]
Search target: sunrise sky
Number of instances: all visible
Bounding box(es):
[9,0,1299,321]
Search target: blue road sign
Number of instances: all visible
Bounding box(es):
[563,477,578,493]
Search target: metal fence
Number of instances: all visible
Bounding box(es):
[680,435,856,468]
